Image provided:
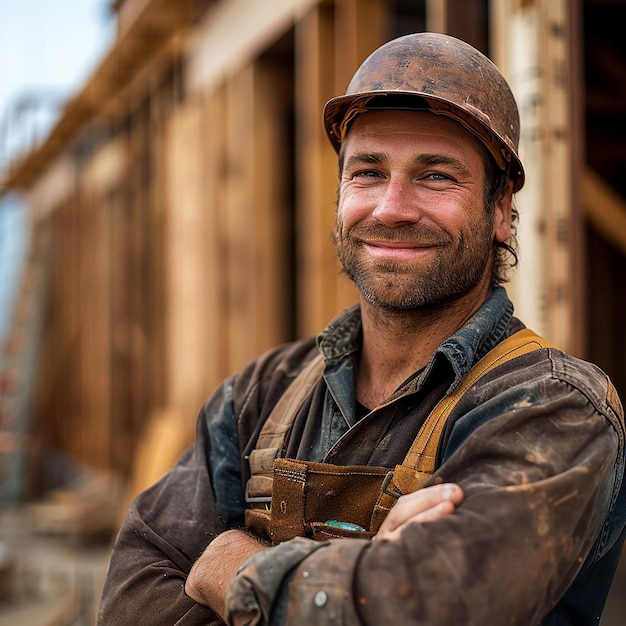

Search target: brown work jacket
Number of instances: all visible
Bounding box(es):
[99,288,626,625]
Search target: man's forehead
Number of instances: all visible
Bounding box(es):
[342,110,487,158]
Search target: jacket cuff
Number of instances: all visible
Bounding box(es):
[285,538,370,625]
[225,537,327,625]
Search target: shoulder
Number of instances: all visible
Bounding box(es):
[229,337,320,427]
[492,344,624,434]
[445,342,625,456]
[547,349,623,429]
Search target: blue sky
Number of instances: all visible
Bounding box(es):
[0,0,115,166]
[0,1,114,339]
[0,0,114,102]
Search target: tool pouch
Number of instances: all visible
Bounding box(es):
[245,457,390,544]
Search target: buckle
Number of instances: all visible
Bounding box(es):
[381,471,402,499]
[244,479,272,505]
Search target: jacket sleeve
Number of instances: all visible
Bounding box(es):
[226,373,625,625]
[98,379,243,626]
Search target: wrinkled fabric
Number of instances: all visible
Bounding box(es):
[99,287,626,625]
[225,538,330,625]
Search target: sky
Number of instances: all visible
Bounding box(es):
[0,0,115,339]
[0,0,115,167]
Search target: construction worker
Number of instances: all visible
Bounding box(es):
[99,33,626,625]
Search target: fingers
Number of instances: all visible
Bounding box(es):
[410,498,456,523]
[375,483,463,540]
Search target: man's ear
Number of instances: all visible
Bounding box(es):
[494,181,514,243]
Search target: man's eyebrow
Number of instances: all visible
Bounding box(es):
[342,152,476,178]
[415,154,474,177]
[342,152,387,170]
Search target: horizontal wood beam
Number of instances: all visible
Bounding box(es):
[583,168,626,256]
[0,0,213,195]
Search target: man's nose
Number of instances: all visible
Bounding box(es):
[371,178,421,227]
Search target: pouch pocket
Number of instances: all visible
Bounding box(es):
[311,521,375,541]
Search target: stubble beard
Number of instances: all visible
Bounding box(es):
[334,218,495,311]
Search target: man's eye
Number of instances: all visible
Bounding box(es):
[354,170,381,179]
[424,172,451,181]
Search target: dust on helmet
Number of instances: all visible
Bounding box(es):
[323,32,525,192]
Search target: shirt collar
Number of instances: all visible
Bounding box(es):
[434,286,515,388]
[316,287,515,389]
[316,303,362,364]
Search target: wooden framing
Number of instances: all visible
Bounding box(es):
[295,4,341,337]
[6,0,596,488]
[491,0,583,355]
[161,55,293,422]
[295,0,386,337]
[583,168,626,257]
[163,97,211,422]
[245,61,292,359]
[426,0,487,50]
[220,58,292,371]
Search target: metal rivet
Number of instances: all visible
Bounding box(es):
[314,590,328,607]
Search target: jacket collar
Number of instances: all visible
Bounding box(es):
[316,287,516,391]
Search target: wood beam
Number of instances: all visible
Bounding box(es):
[0,0,206,195]
[491,0,582,355]
[583,168,626,257]
[295,4,341,337]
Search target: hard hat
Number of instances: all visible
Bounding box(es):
[324,32,525,192]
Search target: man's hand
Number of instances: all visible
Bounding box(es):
[376,483,463,540]
[185,528,267,619]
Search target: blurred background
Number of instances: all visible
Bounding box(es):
[0,0,625,624]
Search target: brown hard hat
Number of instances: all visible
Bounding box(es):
[324,32,525,192]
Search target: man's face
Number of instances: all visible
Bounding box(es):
[335,110,511,311]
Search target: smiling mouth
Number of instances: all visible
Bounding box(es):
[362,240,441,262]
[366,240,438,249]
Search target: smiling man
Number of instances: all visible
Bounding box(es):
[99,33,626,626]
[333,110,511,409]
[335,113,503,309]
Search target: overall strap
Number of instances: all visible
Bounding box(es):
[373,328,555,521]
[246,353,325,505]
[405,328,555,472]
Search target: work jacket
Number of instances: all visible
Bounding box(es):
[99,287,626,625]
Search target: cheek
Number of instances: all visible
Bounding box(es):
[337,187,369,231]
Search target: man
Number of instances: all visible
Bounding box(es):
[99,33,626,625]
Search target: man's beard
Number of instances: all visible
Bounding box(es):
[334,218,495,311]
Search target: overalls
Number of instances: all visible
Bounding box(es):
[245,329,553,544]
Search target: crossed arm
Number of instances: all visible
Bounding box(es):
[182,407,620,625]
[184,483,464,623]
[99,360,624,625]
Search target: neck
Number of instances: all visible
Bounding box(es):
[356,286,491,409]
